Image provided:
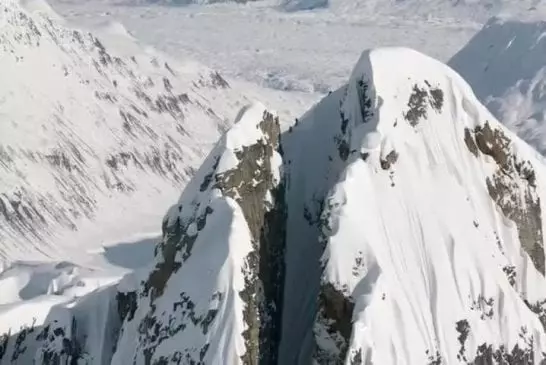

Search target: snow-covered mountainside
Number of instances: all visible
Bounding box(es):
[4,38,546,364]
[279,47,546,364]
[112,102,286,364]
[53,0,546,21]
[120,46,546,364]
[450,17,546,157]
[281,0,546,18]
[0,0,247,266]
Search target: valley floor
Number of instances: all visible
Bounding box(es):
[49,1,481,111]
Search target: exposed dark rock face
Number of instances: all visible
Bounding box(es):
[124,109,286,365]
[350,349,363,365]
[356,78,374,123]
[214,111,286,365]
[305,80,374,365]
[313,284,355,364]
[116,291,137,322]
[404,85,429,126]
[502,265,517,287]
[470,295,494,320]
[136,290,218,365]
[380,150,399,170]
[144,205,214,301]
[404,83,444,126]
[464,128,479,157]
[469,327,536,365]
[456,319,470,362]
[464,122,544,275]
[428,87,444,112]
[210,71,230,89]
[0,334,8,362]
[35,318,87,365]
[524,299,546,332]
[426,350,443,365]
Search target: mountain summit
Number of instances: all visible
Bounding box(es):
[111,47,546,364]
[2,10,546,362]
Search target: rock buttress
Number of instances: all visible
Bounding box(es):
[215,111,287,365]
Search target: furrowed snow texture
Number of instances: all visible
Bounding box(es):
[0,0,243,266]
[3,3,546,364]
[303,47,546,365]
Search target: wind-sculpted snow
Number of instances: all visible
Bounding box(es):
[0,0,246,265]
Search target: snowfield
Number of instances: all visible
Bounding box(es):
[48,0,481,98]
[3,0,546,363]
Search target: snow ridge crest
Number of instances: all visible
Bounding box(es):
[4,43,546,365]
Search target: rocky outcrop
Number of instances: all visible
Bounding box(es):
[110,104,287,365]
[5,40,546,365]
[214,111,286,364]
[464,122,544,275]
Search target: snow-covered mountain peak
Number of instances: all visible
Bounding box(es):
[111,102,285,364]
[113,47,546,364]
[280,47,546,364]
[4,23,546,362]
[342,48,451,150]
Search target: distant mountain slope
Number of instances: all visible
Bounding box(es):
[450,17,546,157]
[282,0,544,17]
[52,0,546,20]
[115,47,546,364]
[4,3,546,363]
[0,0,247,266]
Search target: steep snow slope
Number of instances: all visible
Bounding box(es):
[0,0,247,266]
[4,42,546,364]
[0,282,121,365]
[112,102,286,364]
[0,101,286,364]
[450,17,546,158]
[292,47,546,364]
[111,47,546,364]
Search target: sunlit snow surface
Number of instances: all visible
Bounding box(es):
[3,0,546,363]
[48,0,480,96]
